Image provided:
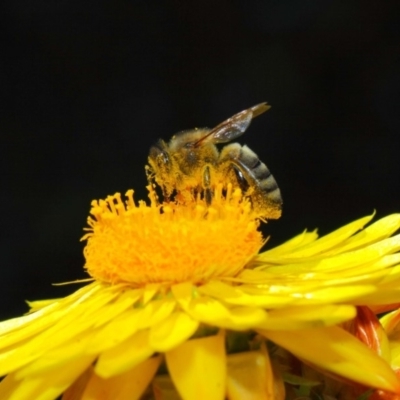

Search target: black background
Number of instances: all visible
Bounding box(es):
[1,1,399,319]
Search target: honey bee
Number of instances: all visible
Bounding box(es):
[146,103,282,219]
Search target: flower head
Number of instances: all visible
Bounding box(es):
[1,186,400,399]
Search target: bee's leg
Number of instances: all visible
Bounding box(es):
[147,140,176,202]
[145,165,161,204]
[145,163,173,204]
[219,144,282,219]
[218,143,248,191]
[202,165,212,205]
[145,164,153,184]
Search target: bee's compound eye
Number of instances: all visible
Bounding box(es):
[150,145,169,164]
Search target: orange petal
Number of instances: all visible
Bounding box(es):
[62,366,93,400]
[344,306,390,362]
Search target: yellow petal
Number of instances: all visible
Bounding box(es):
[91,289,142,328]
[335,213,400,254]
[259,326,400,393]
[95,329,154,378]
[258,230,318,258]
[198,280,294,308]
[27,299,60,313]
[0,287,123,376]
[0,307,67,354]
[143,284,161,304]
[0,283,101,338]
[390,342,400,369]
[200,282,373,321]
[378,263,400,285]
[0,346,41,377]
[15,331,93,379]
[312,234,400,273]
[258,304,356,330]
[82,355,161,400]
[173,282,269,329]
[291,285,376,304]
[239,280,376,306]
[380,309,400,369]
[380,308,400,338]
[0,354,94,400]
[149,311,199,351]
[171,282,194,309]
[356,289,400,306]
[226,348,285,400]
[279,214,374,258]
[184,296,268,330]
[89,297,176,353]
[185,297,231,321]
[166,331,226,400]
[88,309,142,353]
[225,306,268,328]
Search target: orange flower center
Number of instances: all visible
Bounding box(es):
[82,184,263,285]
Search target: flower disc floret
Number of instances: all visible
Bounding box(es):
[83,185,263,285]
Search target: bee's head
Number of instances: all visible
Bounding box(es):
[148,139,169,164]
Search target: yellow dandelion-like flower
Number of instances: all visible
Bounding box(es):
[1,183,400,400]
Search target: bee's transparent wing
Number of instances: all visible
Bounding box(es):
[194,102,270,147]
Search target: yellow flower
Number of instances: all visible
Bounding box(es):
[1,184,400,400]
